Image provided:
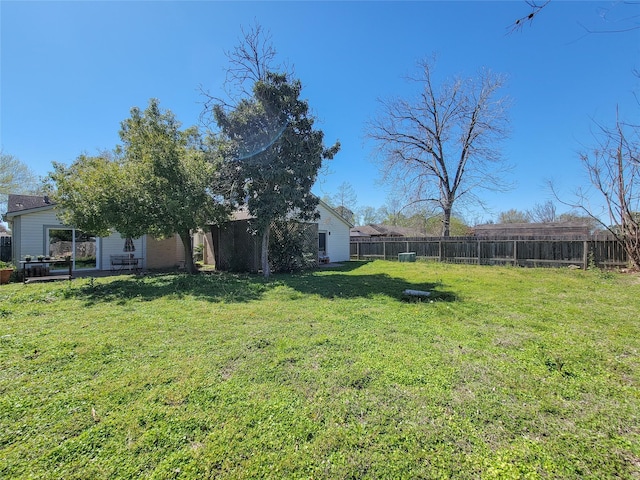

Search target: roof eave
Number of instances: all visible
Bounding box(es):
[5,204,56,219]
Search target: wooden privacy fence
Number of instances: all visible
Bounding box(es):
[0,236,11,263]
[350,236,628,269]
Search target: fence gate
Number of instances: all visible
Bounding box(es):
[0,236,11,263]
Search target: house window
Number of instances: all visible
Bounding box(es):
[47,228,97,270]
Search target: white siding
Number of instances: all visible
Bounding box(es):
[18,209,62,261]
[13,207,148,271]
[10,216,22,263]
[316,203,351,262]
[100,234,145,270]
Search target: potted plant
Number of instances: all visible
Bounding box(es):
[37,255,45,261]
[0,261,14,285]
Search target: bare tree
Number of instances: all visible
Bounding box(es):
[222,22,279,97]
[368,59,511,236]
[553,110,639,268]
[528,200,557,223]
[377,193,409,227]
[327,181,357,223]
[332,181,357,209]
[510,0,640,34]
[509,0,551,32]
[200,22,286,127]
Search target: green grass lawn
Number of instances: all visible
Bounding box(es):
[1,260,639,479]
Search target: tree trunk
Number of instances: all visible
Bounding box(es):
[261,224,271,278]
[179,230,198,275]
[442,204,452,237]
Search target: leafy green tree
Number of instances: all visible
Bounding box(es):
[214,73,340,277]
[498,209,531,223]
[1,151,40,214]
[48,152,126,233]
[357,206,382,225]
[422,214,470,236]
[379,204,470,236]
[556,211,599,232]
[50,99,228,274]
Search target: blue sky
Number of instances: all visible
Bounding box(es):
[1,1,638,223]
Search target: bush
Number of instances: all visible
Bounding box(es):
[269,221,317,273]
[193,244,204,263]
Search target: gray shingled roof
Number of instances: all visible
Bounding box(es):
[6,194,55,214]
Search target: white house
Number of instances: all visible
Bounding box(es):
[4,194,185,272]
[200,198,353,271]
[315,199,352,263]
[5,195,351,273]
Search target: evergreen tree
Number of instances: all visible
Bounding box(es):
[214,73,339,277]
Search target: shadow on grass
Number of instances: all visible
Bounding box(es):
[65,262,457,305]
[277,264,457,302]
[66,272,270,306]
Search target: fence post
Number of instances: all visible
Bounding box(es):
[583,240,588,270]
[477,239,481,265]
[406,241,409,253]
[357,241,360,260]
[383,241,386,260]
[513,240,517,266]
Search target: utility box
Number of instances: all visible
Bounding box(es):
[398,252,416,262]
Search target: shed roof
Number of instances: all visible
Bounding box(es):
[225,199,353,228]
